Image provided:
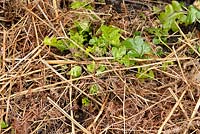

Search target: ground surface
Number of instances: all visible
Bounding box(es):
[0,0,200,134]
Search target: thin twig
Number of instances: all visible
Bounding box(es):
[47,97,92,134]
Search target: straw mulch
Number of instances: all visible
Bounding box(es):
[0,0,200,133]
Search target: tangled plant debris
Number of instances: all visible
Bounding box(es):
[1,0,200,133]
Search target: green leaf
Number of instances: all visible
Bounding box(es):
[43,36,52,45]
[155,46,164,56]
[133,31,141,36]
[71,1,93,10]
[111,45,126,59]
[96,65,106,75]
[43,37,67,52]
[153,37,161,45]
[89,84,99,94]
[158,1,187,32]
[196,11,200,19]
[171,1,182,11]
[87,25,122,57]
[82,97,90,106]
[122,36,151,58]
[101,25,121,47]
[179,14,187,23]
[186,5,199,25]
[69,32,85,46]
[159,4,174,22]
[87,61,95,73]
[86,46,107,57]
[1,121,9,129]
[89,37,107,47]
[198,46,200,53]
[75,20,91,33]
[88,36,108,56]
[68,66,82,78]
[120,55,135,67]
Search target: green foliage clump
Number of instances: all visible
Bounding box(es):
[159,1,200,32]
[159,1,186,32]
[111,36,152,67]
[147,1,200,47]
[87,25,122,56]
[43,15,155,79]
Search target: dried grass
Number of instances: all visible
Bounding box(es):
[0,0,200,134]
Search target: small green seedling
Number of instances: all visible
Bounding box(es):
[87,61,96,73]
[1,121,9,129]
[198,46,200,53]
[68,20,92,57]
[82,97,90,106]
[120,55,135,67]
[186,5,200,25]
[111,36,152,66]
[89,84,99,94]
[96,64,106,75]
[68,66,82,78]
[70,1,93,10]
[147,27,168,44]
[146,1,200,51]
